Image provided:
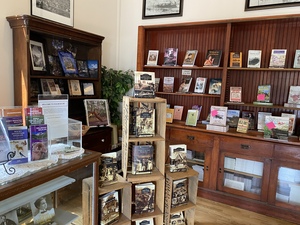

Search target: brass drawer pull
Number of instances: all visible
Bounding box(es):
[241,144,250,150]
[187,135,195,140]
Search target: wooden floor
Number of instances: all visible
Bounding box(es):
[195,197,298,225]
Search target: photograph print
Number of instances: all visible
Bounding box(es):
[84,99,110,127]
[31,0,74,26]
[29,40,46,71]
[245,0,300,11]
[143,0,184,19]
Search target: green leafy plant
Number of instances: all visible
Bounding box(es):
[101,66,134,126]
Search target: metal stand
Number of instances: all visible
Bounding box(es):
[1,151,16,175]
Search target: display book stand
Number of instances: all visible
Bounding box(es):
[122,96,166,224]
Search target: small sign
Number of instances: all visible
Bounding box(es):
[182,69,192,76]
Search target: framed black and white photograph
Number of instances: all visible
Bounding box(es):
[143,0,184,19]
[31,0,74,26]
[245,0,300,11]
[29,40,46,71]
[84,99,111,127]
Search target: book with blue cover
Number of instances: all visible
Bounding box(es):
[8,126,28,164]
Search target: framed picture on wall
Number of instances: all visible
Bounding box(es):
[31,0,74,26]
[29,40,46,71]
[245,0,300,11]
[143,0,184,19]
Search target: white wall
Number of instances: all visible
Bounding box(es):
[1,0,300,106]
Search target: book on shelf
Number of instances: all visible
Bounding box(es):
[178,75,192,93]
[7,126,29,164]
[191,104,202,120]
[170,211,186,225]
[163,47,178,66]
[46,79,58,95]
[203,49,222,67]
[255,84,271,103]
[206,124,229,132]
[194,77,207,93]
[229,51,242,67]
[169,144,187,172]
[24,107,44,128]
[135,218,154,225]
[29,124,48,162]
[284,102,300,108]
[58,51,78,75]
[132,144,154,175]
[242,111,255,130]
[134,71,155,98]
[247,50,262,68]
[134,182,155,214]
[166,108,174,123]
[84,99,110,127]
[185,109,198,126]
[264,115,289,140]
[76,60,89,77]
[269,49,287,68]
[68,80,82,96]
[99,152,118,186]
[163,76,175,93]
[236,118,250,133]
[281,113,296,135]
[226,109,240,128]
[87,60,99,78]
[229,87,242,103]
[135,106,155,137]
[55,84,62,95]
[30,79,40,98]
[208,78,222,95]
[293,50,300,68]
[82,82,94,95]
[146,50,159,66]
[1,107,23,130]
[287,86,300,104]
[154,77,160,92]
[171,178,188,208]
[173,105,184,120]
[99,190,120,225]
[182,50,198,66]
[257,112,272,132]
[40,78,51,94]
[48,55,63,76]
[209,105,228,126]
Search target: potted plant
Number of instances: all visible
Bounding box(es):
[101,66,134,127]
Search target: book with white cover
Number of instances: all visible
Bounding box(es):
[281,113,296,135]
[182,50,198,66]
[146,50,159,66]
[269,49,287,68]
[287,86,300,104]
[257,112,272,131]
[209,106,228,126]
[194,77,207,93]
[293,49,300,68]
[264,115,289,140]
[247,50,262,68]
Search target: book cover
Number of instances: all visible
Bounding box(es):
[182,50,198,66]
[269,49,287,68]
[7,126,28,164]
[173,105,184,120]
[99,190,120,225]
[166,108,174,123]
[247,50,262,68]
[229,87,242,102]
[58,51,78,75]
[169,144,187,172]
[132,145,154,175]
[48,55,63,76]
[256,85,271,103]
[30,194,56,225]
[1,107,23,131]
[135,107,155,137]
[99,152,118,186]
[191,105,202,120]
[76,60,89,77]
[203,50,222,67]
[82,82,94,95]
[134,71,155,98]
[154,77,160,92]
[194,77,207,93]
[257,112,272,131]
[185,109,198,126]
[135,218,154,225]
[242,111,256,130]
[40,78,51,94]
[170,212,186,225]
[146,50,159,66]
[226,109,240,128]
[84,99,110,127]
[236,118,249,133]
[178,76,192,93]
[30,124,48,161]
[208,78,222,95]
[293,50,300,68]
[172,178,188,208]
[30,79,40,98]
[287,86,300,104]
[87,60,99,78]
[68,80,82,96]
[24,107,44,128]
[281,113,296,135]
[264,116,289,140]
[163,48,178,66]
[46,79,58,95]
[209,106,228,126]
[134,182,155,214]
[229,52,242,67]
[163,77,175,93]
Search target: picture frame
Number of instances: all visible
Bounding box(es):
[84,99,111,127]
[143,0,184,19]
[29,40,46,71]
[31,0,74,27]
[245,0,300,11]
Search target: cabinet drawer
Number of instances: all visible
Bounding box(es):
[219,136,273,157]
[274,144,300,161]
[82,127,112,153]
[169,128,213,149]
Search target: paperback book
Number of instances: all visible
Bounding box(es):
[166,108,174,123]
[194,77,207,94]
[170,212,186,225]
[209,106,228,126]
[208,78,222,95]
[182,50,198,67]
[99,152,118,186]
[287,86,300,104]
[82,82,94,95]
[203,50,222,67]
[247,50,262,68]
[132,144,154,175]
[29,124,48,162]
[178,76,192,93]
[172,178,188,208]
[99,190,120,225]
[8,126,29,164]
[185,109,198,126]
[68,80,82,96]
[229,52,242,67]
[242,111,256,130]
[154,77,160,92]
[46,79,58,95]
[226,109,240,128]
[264,116,289,140]
[163,48,178,66]
[258,112,273,131]
[87,60,99,78]
[293,50,300,68]
[163,77,175,93]
[58,51,78,75]
[236,118,250,133]
[135,107,155,137]
[24,107,44,128]
[134,71,155,98]
[135,218,154,225]
[169,144,187,172]
[84,99,110,127]
[146,50,159,66]
[173,105,184,120]
[269,49,287,68]
[76,60,89,77]
[255,85,271,103]
[48,55,63,76]
[134,182,155,214]
[191,105,202,120]
[281,113,296,136]
[229,87,242,103]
